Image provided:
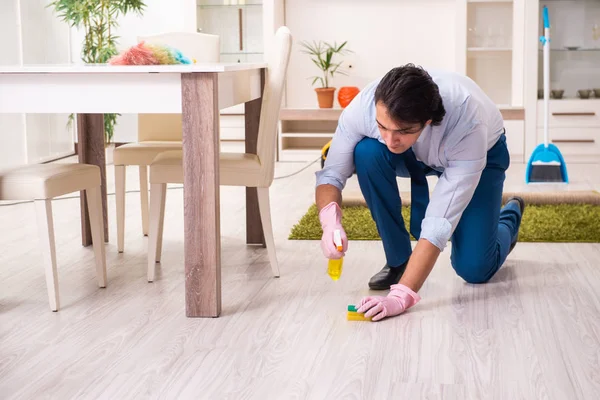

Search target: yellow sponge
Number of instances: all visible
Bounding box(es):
[347,305,372,321]
[347,311,372,321]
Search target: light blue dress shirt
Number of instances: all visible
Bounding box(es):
[315,68,505,251]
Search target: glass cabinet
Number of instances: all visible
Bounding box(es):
[458,0,527,161]
[196,0,264,63]
[465,0,517,106]
[538,0,600,99]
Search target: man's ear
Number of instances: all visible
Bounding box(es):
[425,119,432,126]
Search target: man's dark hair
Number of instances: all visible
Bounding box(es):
[374,64,446,128]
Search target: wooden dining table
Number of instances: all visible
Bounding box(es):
[0,63,268,318]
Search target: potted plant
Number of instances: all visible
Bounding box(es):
[300,40,351,108]
[49,0,146,144]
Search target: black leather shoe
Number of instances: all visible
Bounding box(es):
[368,262,408,290]
[506,196,525,254]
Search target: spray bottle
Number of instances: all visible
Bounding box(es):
[327,229,344,280]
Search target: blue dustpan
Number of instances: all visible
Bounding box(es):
[525,143,569,183]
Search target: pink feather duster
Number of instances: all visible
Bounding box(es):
[109,42,159,66]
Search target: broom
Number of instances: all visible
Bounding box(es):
[525,6,569,184]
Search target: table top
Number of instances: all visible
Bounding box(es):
[0,63,267,74]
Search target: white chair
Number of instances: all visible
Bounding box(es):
[146,26,293,281]
[113,32,220,253]
[0,163,107,311]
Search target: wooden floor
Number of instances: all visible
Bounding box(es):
[1,147,600,399]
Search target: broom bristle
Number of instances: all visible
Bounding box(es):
[529,164,564,182]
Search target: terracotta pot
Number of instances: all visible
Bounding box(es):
[315,87,336,108]
[338,86,360,108]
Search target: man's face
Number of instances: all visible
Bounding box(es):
[375,101,430,154]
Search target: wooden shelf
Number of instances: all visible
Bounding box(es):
[501,107,525,120]
[280,132,334,138]
[277,107,524,162]
[278,108,341,162]
[280,108,343,121]
[280,107,523,121]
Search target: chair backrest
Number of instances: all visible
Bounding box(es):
[136,32,220,142]
[256,26,293,186]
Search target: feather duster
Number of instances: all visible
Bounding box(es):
[109,42,194,66]
[109,42,159,65]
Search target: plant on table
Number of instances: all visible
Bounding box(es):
[48,0,147,144]
[299,40,352,108]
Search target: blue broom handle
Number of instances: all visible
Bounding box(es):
[542,6,550,147]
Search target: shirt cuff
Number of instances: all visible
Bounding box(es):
[315,169,345,191]
[419,217,453,251]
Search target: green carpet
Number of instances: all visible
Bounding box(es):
[289,204,600,243]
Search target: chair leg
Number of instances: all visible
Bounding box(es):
[256,187,280,278]
[148,183,167,282]
[34,199,59,311]
[115,165,126,253]
[155,183,167,263]
[139,166,149,237]
[86,186,108,288]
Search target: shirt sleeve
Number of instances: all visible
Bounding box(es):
[315,93,367,191]
[419,122,488,251]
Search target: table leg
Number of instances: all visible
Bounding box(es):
[181,73,221,317]
[245,69,266,247]
[77,114,108,246]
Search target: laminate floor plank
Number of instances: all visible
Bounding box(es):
[1,151,600,399]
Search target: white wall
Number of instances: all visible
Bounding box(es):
[64,0,459,140]
[0,0,73,169]
[69,0,196,63]
[22,0,74,163]
[284,0,458,108]
[69,0,197,143]
[0,0,26,169]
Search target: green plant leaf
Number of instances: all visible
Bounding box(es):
[300,39,351,88]
[325,49,333,67]
[311,58,324,71]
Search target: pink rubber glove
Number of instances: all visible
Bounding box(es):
[357,283,421,321]
[319,201,348,259]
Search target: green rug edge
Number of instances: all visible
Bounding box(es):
[289,204,600,243]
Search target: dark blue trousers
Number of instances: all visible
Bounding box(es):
[354,133,521,284]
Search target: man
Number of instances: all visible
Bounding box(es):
[315,64,525,322]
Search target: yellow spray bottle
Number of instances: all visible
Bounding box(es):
[327,229,344,281]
